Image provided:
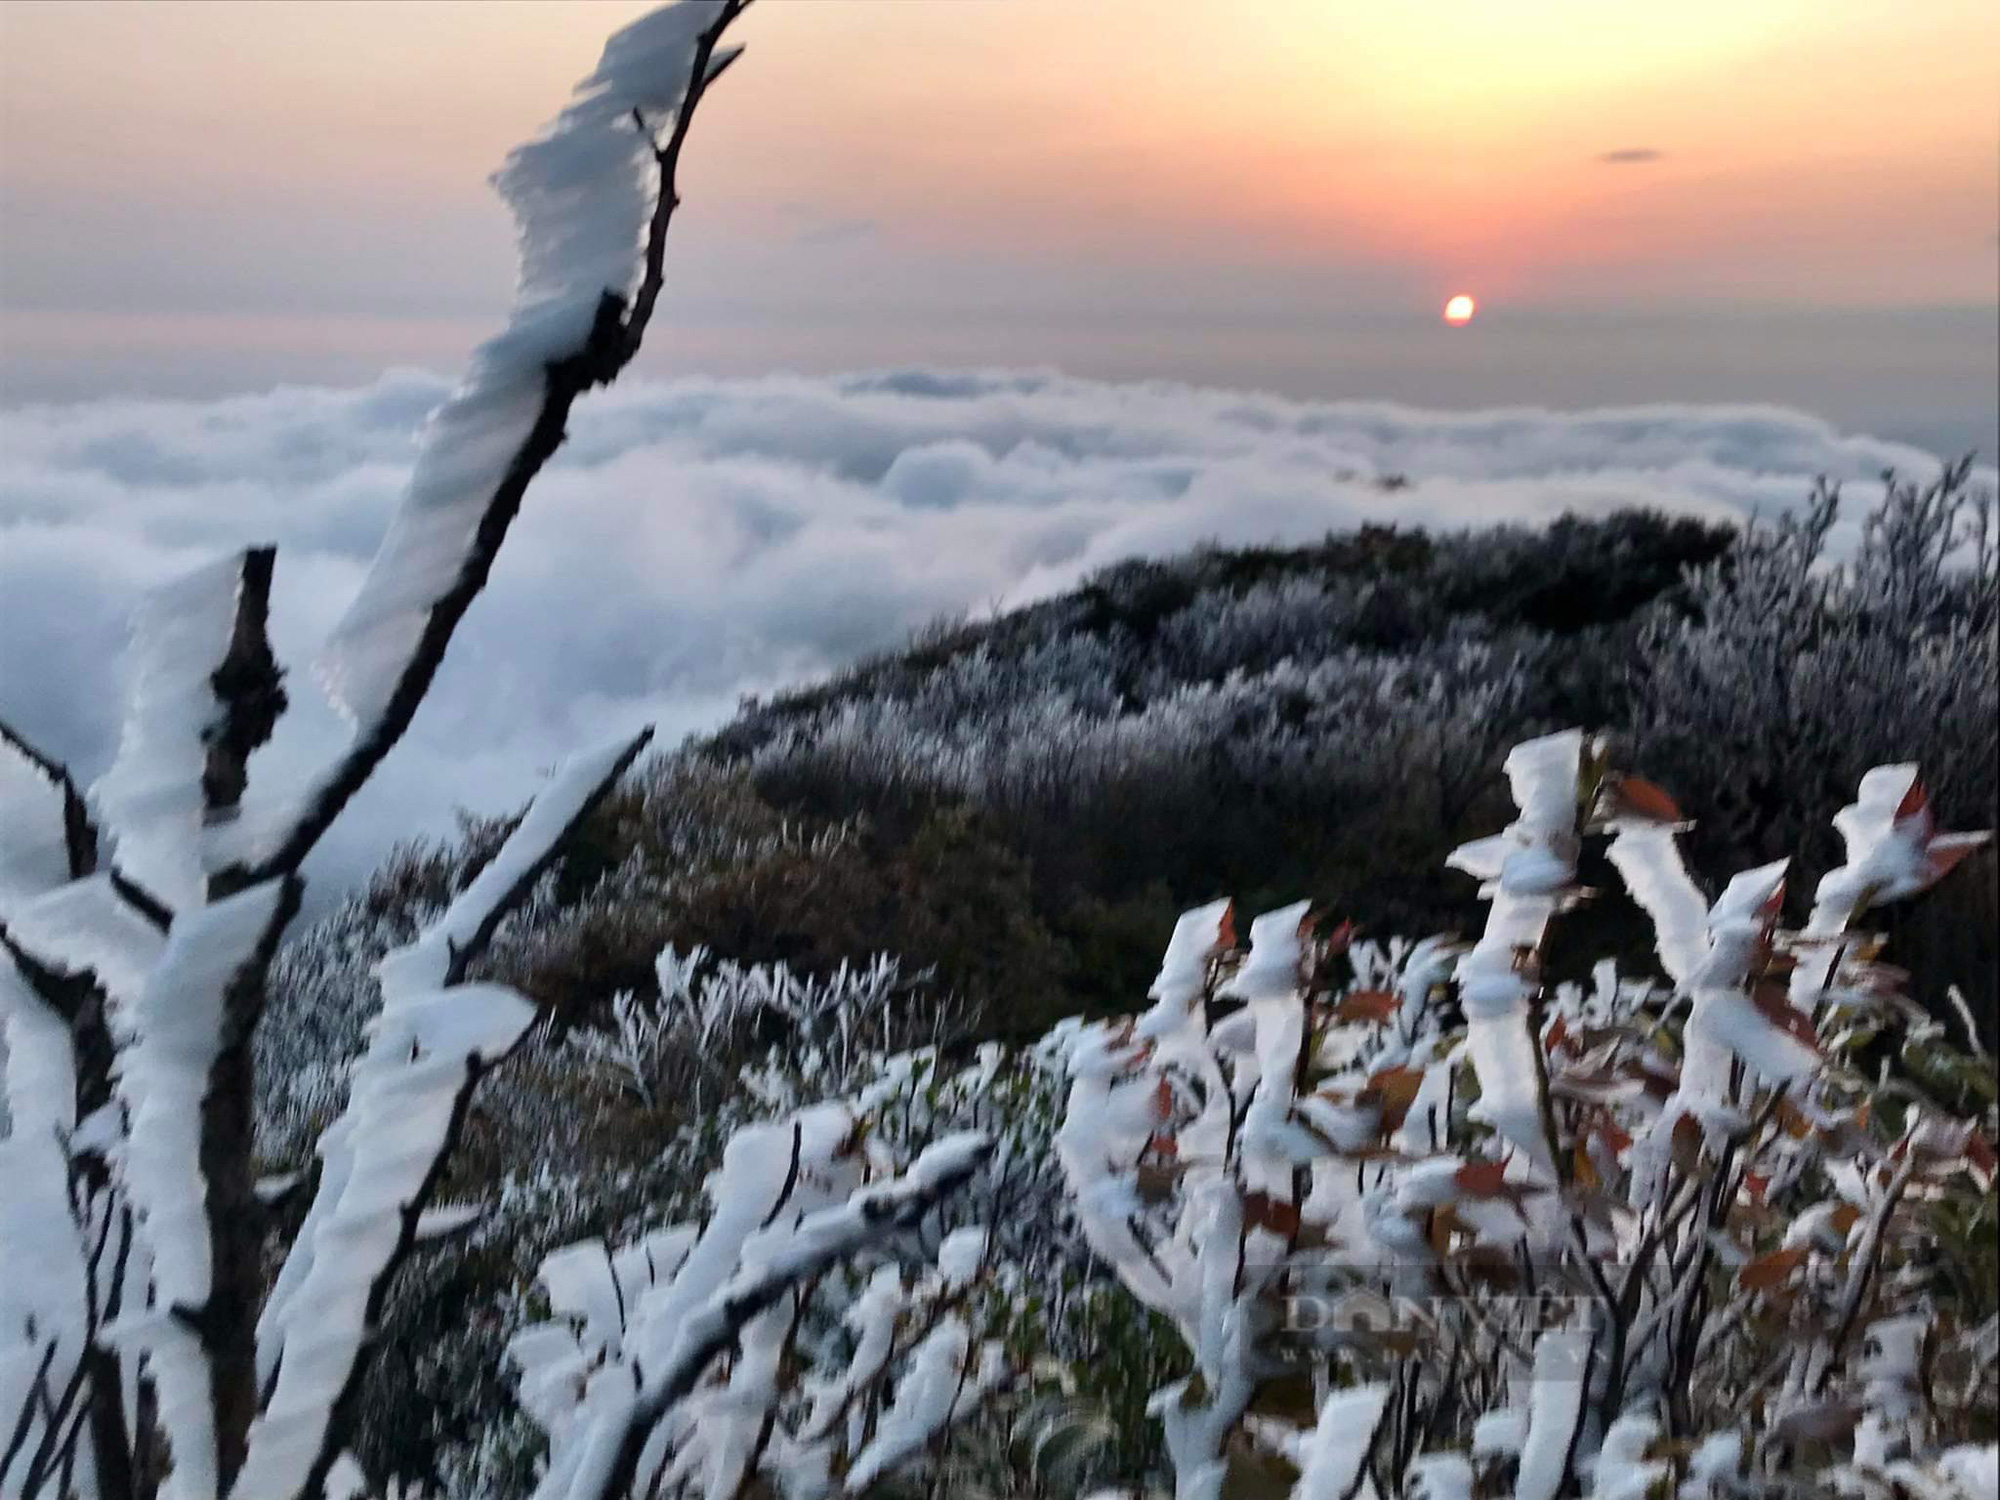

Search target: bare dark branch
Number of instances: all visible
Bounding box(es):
[288,728,653,1500]
[200,546,287,823]
[442,727,654,986]
[194,874,303,1492]
[0,717,98,881]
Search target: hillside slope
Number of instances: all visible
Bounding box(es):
[257,471,1997,1491]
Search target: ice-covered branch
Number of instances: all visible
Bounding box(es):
[0,718,98,910]
[240,729,652,1500]
[101,875,298,1498]
[0,946,93,1499]
[1788,767,1989,1014]
[541,1131,993,1500]
[1445,729,1587,1174]
[93,547,285,915]
[232,0,750,887]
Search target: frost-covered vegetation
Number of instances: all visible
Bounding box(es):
[3,4,1997,1500]
[2,4,767,1496]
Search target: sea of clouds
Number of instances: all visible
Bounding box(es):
[1,365,1982,902]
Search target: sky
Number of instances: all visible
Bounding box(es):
[1,0,1996,452]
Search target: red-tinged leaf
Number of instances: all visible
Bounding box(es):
[1966,1132,1998,1184]
[1323,918,1355,955]
[1758,880,1788,937]
[1671,1113,1706,1174]
[1616,775,1683,824]
[1751,983,1821,1053]
[1154,1077,1175,1122]
[1134,1163,1182,1205]
[1367,1066,1426,1131]
[1336,989,1400,1024]
[1738,1245,1809,1292]
[1543,1014,1570,1055]
[1926,840,1985,884]
[1147,1132,1178,1159]
[1242,1190,1302,1237]
[1894,776,1932,827]
[1596,1116,1633,1156]
[1455,1160,1512,1199]
[1829,1203,1863,1238]
[1217,901,1237,952]
[1775,1099,1813,1140]
[1744,1172,1771,1205]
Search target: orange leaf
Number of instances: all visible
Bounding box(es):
[1154,1077,1175,1122]
[1323,918,1355,955]
[1743,1172,1770,1205]
[1337,989,1400,1024]
[1829,1203,1863,1237]
[1217,901,1238,952]
[1894,776,1931,826]
[1367,1066,1426,1131]
[1775,1099,1813,1140]
[1967,1132,1998,1184]
[1543,1015,1570,1055]
[1751,983,1820,1053]
[1572,1143,1601,1193]
[1454,1160,1512,1199]
[1429,1204,1462,1257]
[1147,1132,1178,1159]
[1242,1190,1302,1237]
[1739,1245,1809,1292]
[1616,775,1683,824]
[1926,841,1983,883]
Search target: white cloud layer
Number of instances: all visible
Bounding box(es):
[1,366,1982,902]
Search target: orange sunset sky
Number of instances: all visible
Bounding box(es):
[2,0,1996,445]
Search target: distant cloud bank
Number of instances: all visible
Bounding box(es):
[1598,147,1664,163]
[0,366,1974,900]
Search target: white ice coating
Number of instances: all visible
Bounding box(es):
[1447,730,1584,1172]
[91,552,258,911]
[1790,765,1988,1014]
[241,735,644,1499]
[1290,1383,1388,1500]
[0,734,74,918]
[314,1,725,739]
[1515,1320,1595,1500]
[522,1129,992,1500]
[121,880,287,1309]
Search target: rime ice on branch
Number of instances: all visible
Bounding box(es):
[0,3,749,1495]
[1052,737,1994,1500]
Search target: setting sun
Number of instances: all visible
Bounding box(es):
[1443,293,1477,325]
